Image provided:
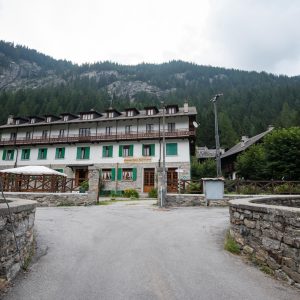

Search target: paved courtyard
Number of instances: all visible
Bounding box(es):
[3,200,300,300]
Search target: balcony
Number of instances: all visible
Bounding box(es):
[0,129,196,146]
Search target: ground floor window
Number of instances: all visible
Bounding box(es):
[117,168,137,181]
[101,169,115,181]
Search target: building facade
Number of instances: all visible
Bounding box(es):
[0,104,197,195]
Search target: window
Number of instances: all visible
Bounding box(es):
[79,128,91,136]
[101,169,115,181]
[127,110,134,117]
[46,117,51,123]
[2,149,14,161]
[15,119,20,125]
[10,132,16,141]
[38,148,48,160]
[125,125,132,134]
[54,169,64,173]
[105,127,112,135]
[117,168,137,181]
[59,129,65,138]
[108,112,114,118]
[76,147,90,159]
[21,149,30,160]
[167,107,176,114]
[119,145,133,157]
[82,114,93,120]
[42,130,48,139]
[166,143,178,156]
[143,144,155,156]
[168,123,176,132]
[146,109,154,116]
[102,145,113,157]
[25,132,32,140]
[63,115,69,122]
[146,124,154,133]
[30,118,35,124]
[55,147,65,159]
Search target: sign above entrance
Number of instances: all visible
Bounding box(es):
[124,157,152,164]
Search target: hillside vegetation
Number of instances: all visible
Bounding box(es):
[0,40,299,148]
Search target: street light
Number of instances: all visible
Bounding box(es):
[210,94,223,177]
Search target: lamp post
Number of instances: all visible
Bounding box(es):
[210,94,223,177]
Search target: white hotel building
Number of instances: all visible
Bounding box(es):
[0,103,197,195]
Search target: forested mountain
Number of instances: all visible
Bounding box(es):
[0,40,299,148]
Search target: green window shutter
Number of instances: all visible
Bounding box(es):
[55,148,59,159]
[119,145,123,157]
[2,150,6,160]
[84,147,90,159]
[76,147,81,159]
[117,168,122,180]
[129,145,134,156]
[38,149,41,159]
[166,143,178,155]
[44,148,48,159]
[21,149,25,160]
[150,144,155,156]
[142,145,145,156]
[62,148,65,158]
[132,168,137,181]
[27,149,31,159]
[11,150,14,160]
[102,146,106,157]
[111,168,116,181]
[109,146,113,157]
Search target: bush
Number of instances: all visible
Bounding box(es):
[123,188,139,199]
[148,188,158,198]
[188,181,201,193]
[79,180,89,193]
[224,232,241,254]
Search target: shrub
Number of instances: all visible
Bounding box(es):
[148,188,158,198]
[123,188,139,199]
[188,181,201,193]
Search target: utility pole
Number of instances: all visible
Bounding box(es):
[161,101,166,207]
[210,94,223,177]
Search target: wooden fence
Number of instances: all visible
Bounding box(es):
[180,179,300,195]
[0,173,80,193]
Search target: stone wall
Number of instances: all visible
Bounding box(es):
[4,192,93,207]
[0,198,36,281]
[164,194,252,207]
[229,196,300,287]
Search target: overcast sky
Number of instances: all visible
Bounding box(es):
[0,0,299,76]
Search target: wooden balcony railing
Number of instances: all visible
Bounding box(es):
[0,129,196,146]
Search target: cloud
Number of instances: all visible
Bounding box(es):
[0,0,299,75]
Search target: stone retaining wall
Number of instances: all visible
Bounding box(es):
[165,194,253,207]
[0,198,37,281]
[229,196,300,287]
[4,192,94,207]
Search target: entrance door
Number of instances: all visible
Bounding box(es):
[144,168,155,192]
[167,168,178,192]
[75,168,88,186]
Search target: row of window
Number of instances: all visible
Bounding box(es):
[8,123,177,140]
[101,168,137,181]
[2,143,178,161]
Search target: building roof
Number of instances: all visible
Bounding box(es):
[221,127,274,159]
[0,105,197,129]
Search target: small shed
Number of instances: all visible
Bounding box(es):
[0,166,68,193]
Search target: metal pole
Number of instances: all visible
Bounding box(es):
[162,103,166,207]
[211,94,222,177]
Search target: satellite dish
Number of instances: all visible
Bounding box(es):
[193,121,199,128]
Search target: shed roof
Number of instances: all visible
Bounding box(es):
[0,166,67,177]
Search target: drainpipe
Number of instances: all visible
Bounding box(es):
[14,127,19,168]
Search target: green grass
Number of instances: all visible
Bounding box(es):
[259,265,274,276]
[224,232,241,254]
[96,200,116,205]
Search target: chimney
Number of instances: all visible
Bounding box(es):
[7,115,14,125]
[183,101,189,113]
[241,136,249,147]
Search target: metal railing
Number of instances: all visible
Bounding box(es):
[0,129,196,146]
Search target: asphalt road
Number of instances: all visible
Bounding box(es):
[3,200,300,300]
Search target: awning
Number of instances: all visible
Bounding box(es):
[0,166,67,177]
